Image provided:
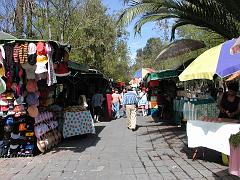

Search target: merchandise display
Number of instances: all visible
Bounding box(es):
[0,40,71,157]
[35,112,61,153]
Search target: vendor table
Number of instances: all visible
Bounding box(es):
[187,119,240,156]
[63,111,95,138]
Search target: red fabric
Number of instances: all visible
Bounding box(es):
[106,94,112,121]
[149,80,159,87]
[36,42,46,55]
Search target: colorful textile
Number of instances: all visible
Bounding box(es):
[63,111,95,138]
[179,39,240,81]
[134,68,155,79]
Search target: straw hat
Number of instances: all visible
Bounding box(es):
[27,105,39,118]
[37,139,46,153]
[26,79,37,92]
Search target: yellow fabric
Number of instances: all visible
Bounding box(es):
[0,63,5,77]
[179,44,223,81]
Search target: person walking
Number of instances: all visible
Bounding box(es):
[112,89,121,119]
[120,88,127,118]
[138,88,148,116]
[122,86,139,131]
[91,90,104,123]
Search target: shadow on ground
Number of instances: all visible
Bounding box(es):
[138,116,227,166]
[43,125,105,154]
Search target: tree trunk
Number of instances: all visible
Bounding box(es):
[26,1,33,38]
[46,0,52,40]
[15,0,24,38]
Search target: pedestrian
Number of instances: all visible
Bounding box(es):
[120,88,127,118]
[138,87,148,116]
[218,82,240,119]
[91,89,104,123]
[122,86,139,131]
[112,89,121,119]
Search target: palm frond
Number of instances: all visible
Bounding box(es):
[119,0,240,40]
[134,13,178,33]
[118,2,162,26]
[170,20,191,41]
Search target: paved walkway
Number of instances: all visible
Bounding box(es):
[0,116,238,180]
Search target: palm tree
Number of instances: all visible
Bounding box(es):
[118,0,240,40]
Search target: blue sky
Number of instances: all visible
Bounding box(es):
[102,0,162,60]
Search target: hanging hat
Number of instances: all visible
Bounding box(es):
[54,62,71,77]
[26,79,37,92]
[35,62,48,74]
[13,43,20,63]
[0,77,6,94]
[26,92,39,106]
[27,105,39,118]
[0,95,8,112]
[22,62,36,80]
[28,43,37,54]
[6,92,14,100]
[37,139,46,153]
[5,116,14,126]
[14,96,24,106]
[36,42,46,55]
[36,54,48,64]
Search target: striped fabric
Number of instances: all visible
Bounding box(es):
[13,43,20,63]
[123,91,138,106]
[19,43,28,64]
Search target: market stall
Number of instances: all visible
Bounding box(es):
[143,70,178,121]
[55,63,111,136]
[178,38,240,171]
[0,38,70,156]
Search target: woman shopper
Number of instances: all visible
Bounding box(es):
[138,88,148,116]
[112,89,121,119]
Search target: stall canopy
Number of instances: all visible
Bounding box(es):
[145,69,179,83]
[179,38,240,81]
[0,31,17,40]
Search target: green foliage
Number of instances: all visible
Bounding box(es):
[119,0,240,40]
[229,132,240,148]
[0,0,131,82]
[131,37,165,74]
